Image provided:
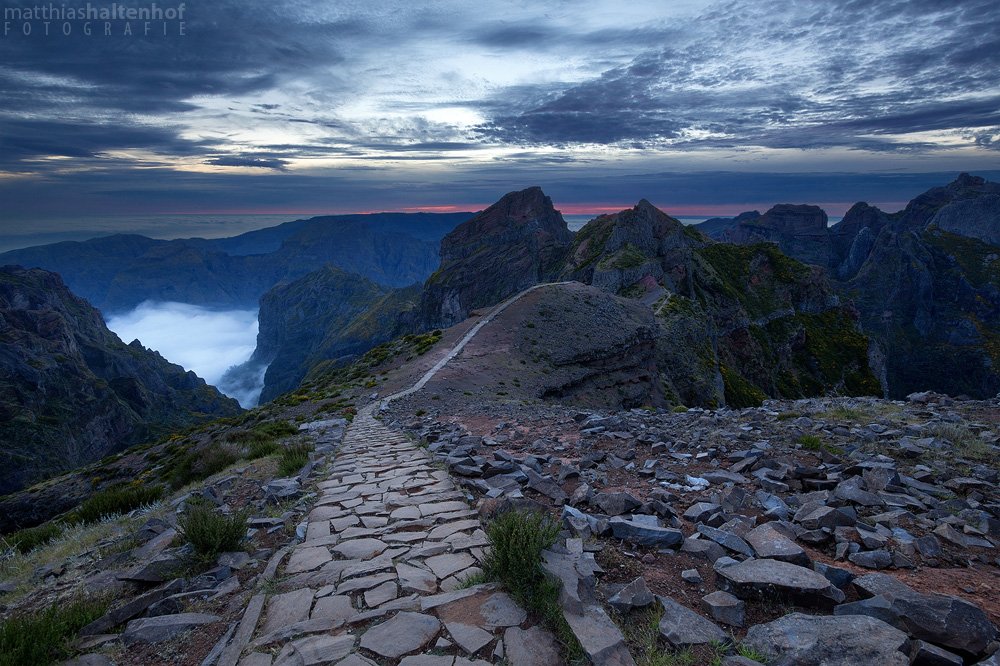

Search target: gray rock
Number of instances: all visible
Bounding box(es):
[265,478,301,501]
[657,596,727,648]
[683,502,721,523]
[848,549,893,569]
[696,525,754,557]
[798,506,856,530]
[745,523,809,566]
[909,639,964,666]
[593,491,642,516]
[701,591,744,628]
[608,577,654,612]
[841,574,998,658]
[609,516,683,548]
[122,612,220,645]
[714,558,846,606]
[681,569,702,584]
[358,611,441,658]
[744,613,910,665]
[504,626,561,666]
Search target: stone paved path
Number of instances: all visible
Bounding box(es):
[218,407,562,666]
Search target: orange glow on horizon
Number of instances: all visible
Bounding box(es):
[151,199,908,219]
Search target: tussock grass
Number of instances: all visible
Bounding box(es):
[5,523,63,555]
[178,502,248,562]
[0,596,111,666]
[278,443,313,477]
[70,484,164,524]
[927,422,991,460]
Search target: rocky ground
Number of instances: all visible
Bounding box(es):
[385,389,1000,664]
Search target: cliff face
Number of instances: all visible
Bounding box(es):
[0,266,241,495]
[719,204,832,267]
[239,267,422,402]
[561,202,884,408]
[419,187,573,328]
[831,174,1000,398]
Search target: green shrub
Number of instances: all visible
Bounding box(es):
[481,511,581,660]
[0,596,110,666]
[178,503,248,561]
[278,444,313,477]
[6,522,63,554]
[72,484,164,524]
[246,439,279,460]
[166,445,240,490]
[253,421,298,439]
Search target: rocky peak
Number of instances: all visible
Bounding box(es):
[720,204,832,267]
[419,187,572,328]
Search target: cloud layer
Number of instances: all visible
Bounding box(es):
[0,0,998,220]
[106,301,261,406]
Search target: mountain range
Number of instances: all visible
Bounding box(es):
[3,173,999,494]
[0,212,472,312]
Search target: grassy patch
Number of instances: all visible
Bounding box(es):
[615,605,704,666]
[5,523,63,555]
[926,422,991,460]
[278,443,313,477]
[178,502,248,562]
[0,596,110,666]
[735,642,769,662]
[481,511,583,662]
[797,434,822,451]
[70,484,163,524]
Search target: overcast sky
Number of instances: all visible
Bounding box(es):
[1,0,999,229]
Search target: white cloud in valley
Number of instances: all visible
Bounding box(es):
[106,301,262,406]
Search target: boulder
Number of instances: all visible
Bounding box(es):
[609,517,683,548]
[714,559,845,606]
[608,577,654,613]
[744,523,809,566]
[657,596,727,648]
[839,574,998,658]
[743,613,910,665]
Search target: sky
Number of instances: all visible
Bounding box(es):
[1,0,999,233]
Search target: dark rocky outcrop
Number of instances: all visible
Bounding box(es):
[559,200,884,408]
[0,266,240,495]
[832,174,1000,398]
[228,266,422,402]
[419,187,572,328]
[692,211,761,239]
[719,204,832,267]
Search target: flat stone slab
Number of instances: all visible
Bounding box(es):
[504,626,561,666]
[311,595,357,623]
[276,633,355,666]
[123,613,220,645]
[358,611,441,658]
[262,588,315,635]
[714,558,846,606]
[333,538,389,560]
[364,581,399,607]
[658,596,727,648]
[397,562,438,594]
[445,621,494,655]
[426,552,477,580]
[744,613,910,665]
[286,546,334,574]
[436,591,526,630]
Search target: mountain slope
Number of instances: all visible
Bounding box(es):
[230,267,423,402]
[0,266,241,495]
[559,200,884,407]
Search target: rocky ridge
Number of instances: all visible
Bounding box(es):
[0,266,241,496]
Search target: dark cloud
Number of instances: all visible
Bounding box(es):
[205,155,288,170]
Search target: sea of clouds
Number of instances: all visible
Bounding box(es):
[106,301,264,407]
